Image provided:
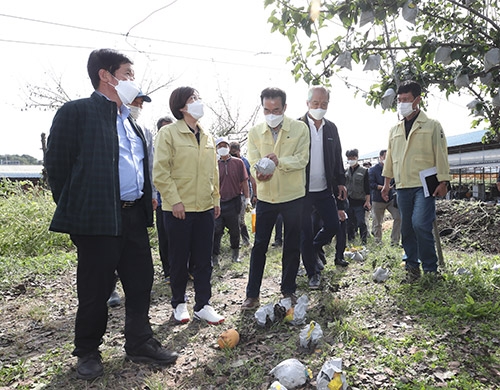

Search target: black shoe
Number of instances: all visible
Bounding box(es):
[308,274,321,289]
[126,338,178,366]
[316,257,325,271]
[316,247,327,264]
[334,258,349,267]
[402,267,422,284]
[282,293,297,305]
[107,289,121,307]
[76,351,103,380]
[271,239,282,247]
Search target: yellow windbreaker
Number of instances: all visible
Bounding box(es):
[153,119,220,212]
[248,116,310,203]
[382,111,451,188]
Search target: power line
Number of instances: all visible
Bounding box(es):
[0,13,285,57]
[0,38,287,72]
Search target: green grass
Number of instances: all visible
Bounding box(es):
[1,188,499,389]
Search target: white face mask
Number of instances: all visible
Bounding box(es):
[128,106,142,121]
[187,100,204,120]
[217,147,230,157]
[348,159,358,167]
[110,77,140,105]
[397,101,415,118]
[265,114,284,129]
[308,108,327,121]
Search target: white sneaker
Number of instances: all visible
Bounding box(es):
[194,305,225,325]
[173,303,190,323]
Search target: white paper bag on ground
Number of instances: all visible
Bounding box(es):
[268,381,288,390]
[299,320,323,348]
[316,358,348,390]
[372,267,390,282]
[289,294,308,325]
[255,303,275,327]
[269,358,310,389]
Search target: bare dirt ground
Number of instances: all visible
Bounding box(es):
[1,200,499,389]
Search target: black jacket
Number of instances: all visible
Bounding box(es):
[46,92,153,235]
[299,114,346,195]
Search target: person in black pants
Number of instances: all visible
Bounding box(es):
[155,116,174,282]
[299,86,348,290]
[45,49,178,381]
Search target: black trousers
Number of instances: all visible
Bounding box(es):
[156,206,170,278]
[70,206,154,357]
[165,209,214,312]
[246,198,303,298]
[213,196,241,255]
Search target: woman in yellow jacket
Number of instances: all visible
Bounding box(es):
[153,86,224,325]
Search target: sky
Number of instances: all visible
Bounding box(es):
[0,0,476,162]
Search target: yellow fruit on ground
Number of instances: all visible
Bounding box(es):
[217,328,240,349]
[284,307,294,322]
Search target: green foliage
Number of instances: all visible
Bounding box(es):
[0,180,73,258]
[264,0,500,138]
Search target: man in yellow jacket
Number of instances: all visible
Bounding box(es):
[241,87,310,310]
[382,80,450,283]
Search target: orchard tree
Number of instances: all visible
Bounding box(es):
[265,0,500,141]
[206,90,260,146]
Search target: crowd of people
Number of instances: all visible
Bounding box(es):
[45,48,450,380]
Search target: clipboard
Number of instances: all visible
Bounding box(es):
[419,167,439,197]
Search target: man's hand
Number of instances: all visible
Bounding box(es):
[433,182,449,197]
[265,153,279,166]
[152,198,158,211]
[172,202,185,220]
[214,206,221,219]
[256,172,273,181]
[338,209,347,222]
[381,185,390,202]
[337,185,347,201]
[363,200,371,211]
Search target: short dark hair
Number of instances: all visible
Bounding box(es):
[346,149,359,158]
[260,87,287,106]
[229,141,240,151]
[169,87,198,120]
[397,80,422,98]
[379,149,387,157]
[87,49,133,90]
[156,116,174,130]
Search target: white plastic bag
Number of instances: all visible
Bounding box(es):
[255,157,276,175]
[381,88,396,110]
[269,358,310,389]
[363,54,381,71]
[316,358,348,390]
[268,381,288,390]
[289,294,308,325]
[435,46,452,65]
[484,48,500,72]
[336,51,352,70]
[454,73,470,88]
[254,303,275,327]
[299,320,323,349]
[402,0,418,24]
[372,267,390,282]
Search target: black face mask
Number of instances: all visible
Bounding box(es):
[230,152,238,157]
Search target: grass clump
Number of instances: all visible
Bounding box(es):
[0,180,73,258]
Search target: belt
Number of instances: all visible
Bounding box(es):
[121,198,141,208]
